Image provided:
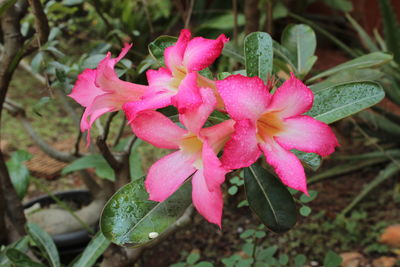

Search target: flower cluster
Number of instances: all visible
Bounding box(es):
[69,29,338,227]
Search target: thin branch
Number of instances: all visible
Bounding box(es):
[4,99,76,162]
[232,0,238,46]
[244,0,260,34]
[184,0,194,29]
[113,116,126,147]
[96,136,121,170]
[25,0,49,55]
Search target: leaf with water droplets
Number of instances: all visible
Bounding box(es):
[244,32,273,82]
[306,81,385,124]
[100,177,192,247]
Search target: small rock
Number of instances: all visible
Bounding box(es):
[372,256,397,267]
[380,225,400,247]
[340,252,365,267]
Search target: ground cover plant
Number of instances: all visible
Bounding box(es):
[0,0,399,266]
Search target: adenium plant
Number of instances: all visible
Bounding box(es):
[70,28,337,226]
[68,27,385,244]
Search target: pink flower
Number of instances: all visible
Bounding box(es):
[69,44,147,142]
[128,87,234,227]
[216,74,339,195]
[123,29,228,120]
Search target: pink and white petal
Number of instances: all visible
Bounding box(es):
[164,29,191,72]
[267,74,314,118]
[202,141,228,192]
[146,151,196,202]
[221,119,261,169]
[275,115,339,157]
[201,119,235,154]
[259,139,308,195]
[183,34,229,72]
[146,67,174,93]
[94,44,148,99]
[216,74,270,121]
[180,88,216,135]
[68,69,103,107]
[171,72,202,112]
[192,170,224,227]
[123,90,173,122]
[130,110,186,149]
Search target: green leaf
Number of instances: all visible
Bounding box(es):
[71,232,110,267]
[299,206,311,217]
[5,248,45,267]
[300,191,318,203]
[358,110,400,137]
[323,251,342,267]
[197,13,245,30]
[378,0,400,63]
[345,13,378,52]
[244,163,297,233]
[307,52,392,83]
[294,254,307,267]
[0,237,30,266]
[100,177,192,246]
[228,186,238,195]
[26,223,60,267]
[306,81,385,124]
[148,35,177,65]
[322,0,352,12]
[292,150,321,171]
[194,262,214,267]
[244,32,273,82]
[341,162,400,215]
[129,140,143,181]
[222,42,245,64]
[6,150,32,199]
[281,24,316,77]
[187,252,200,264]
[62,154,115,181]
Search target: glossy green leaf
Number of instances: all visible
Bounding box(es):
[310,68,384,92]
[244,163,297,233]
[324,250,342,267]
[26,223,60,267]
[307,52,392,83]
[292,150,321,171]
[378,0,400,63]
[5,249,45,267]
[306,81,385,124]
[100,177,192,246]
[244,32,273,82]
[62,154,115,181]
[0,236,30,266]
[6,150,32,199]
[148,35,177,65]
[281,24,316,76]
[71,232,110,267]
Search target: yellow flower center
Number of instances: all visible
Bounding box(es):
[170,67,187,91]
[179,133,203,168]
[256,112,285,142]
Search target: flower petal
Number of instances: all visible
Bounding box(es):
[68,69,103,107]
[123,90,173,122]
[95,43,147,99]
[183,34,229,72]
[216,74,270,121]
[201,119,235,154]
[179,87,216,134]
[192,169,224,227]
[171,72,202,112]
[221,119,261,169]
[202,141,228,192]
[267,74,314,118]
[146,67,173,93]
[164,29,191,72]
[146,151,196,202]
[130,110,186,149]
[259,139,308,195]
[275,115,339,156]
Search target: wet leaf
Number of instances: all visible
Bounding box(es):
[244,32,273,82]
